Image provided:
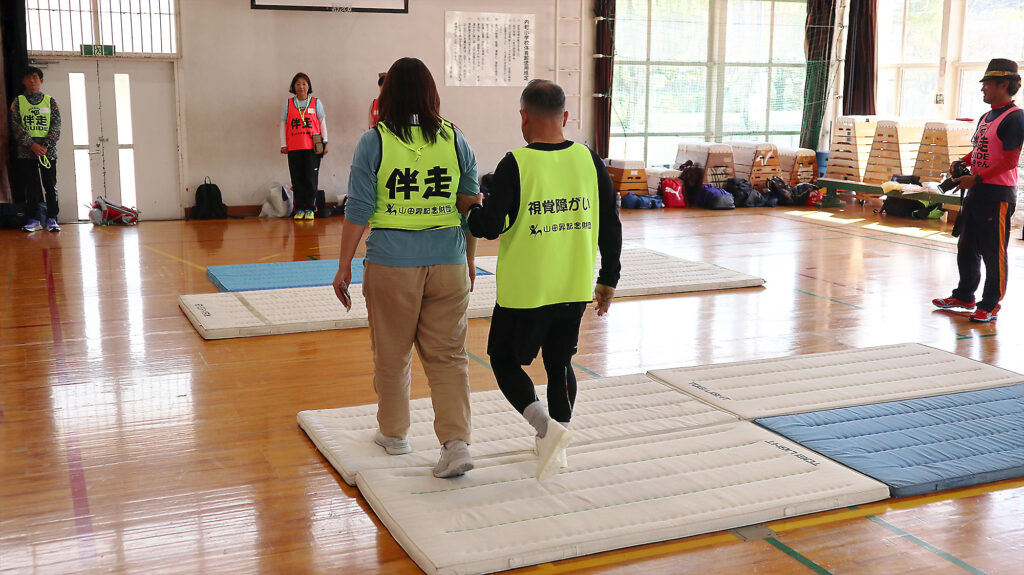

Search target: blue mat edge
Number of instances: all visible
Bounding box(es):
[206,258,491,292]
[754,383,1024,498]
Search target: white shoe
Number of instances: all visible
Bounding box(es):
[535,422,573,481]
[536,435,568,468]
[433,441,474,478]
[374,430,411,455]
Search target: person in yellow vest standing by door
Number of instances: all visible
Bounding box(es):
[10,66,62,232]
[331,57,480,479]
[280,72,328,220]
[461,79,622,481]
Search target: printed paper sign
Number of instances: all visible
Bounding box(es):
[445,12,535,86]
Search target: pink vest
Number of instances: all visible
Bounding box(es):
[971,104,1019,187]
[285,97,321,151]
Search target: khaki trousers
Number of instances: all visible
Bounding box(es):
[362,262,472,444]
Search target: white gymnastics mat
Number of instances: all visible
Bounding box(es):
[355,421,889,575]
[299,373,737,486]
[179,275,499,340]
[180,248,765,339]
[476,247,766,297]
[649,343,1024,420]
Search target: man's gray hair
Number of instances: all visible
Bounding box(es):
[520,79,565,117]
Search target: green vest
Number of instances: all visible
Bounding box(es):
[18,94,52,138]
[369,121,462,230]
[496,143,600,309]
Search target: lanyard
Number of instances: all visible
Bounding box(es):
[295,96,315,116]
[378,122,440,162]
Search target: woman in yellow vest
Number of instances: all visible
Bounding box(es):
[10,66,62,232]
[331,58,480,478]
[280,72,328,220]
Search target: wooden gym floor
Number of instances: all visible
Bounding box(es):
[2,205,1023,574]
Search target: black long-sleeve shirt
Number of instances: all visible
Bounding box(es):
[468,140,622,288]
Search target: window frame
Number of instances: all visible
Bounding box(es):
[26,0,181,60]
[610,0,807,166]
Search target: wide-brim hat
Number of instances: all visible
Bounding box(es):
[980,58,1020,81]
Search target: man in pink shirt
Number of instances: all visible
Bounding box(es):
[933,58,1023,322]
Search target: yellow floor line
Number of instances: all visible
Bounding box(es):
[768,477,1024,533]
[142,244,206,271]
[96,226,205,270]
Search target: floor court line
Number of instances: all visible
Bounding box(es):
[44,249,97,563]
[525,478,1024,573]
[866,515,987,575]
[764,537,833,575]
[795,288,863,309]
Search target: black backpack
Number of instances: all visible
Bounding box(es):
[791,182,822,206]
[724,177,754,207]
[192,177,228,219]
[877,197,937,219]
[0,203,27,229]
[766,176,795,206]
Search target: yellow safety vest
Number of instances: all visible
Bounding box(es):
[496,143,600,308]
[18,94,51,138]
[369,121,462,230]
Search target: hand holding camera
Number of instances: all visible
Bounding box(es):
[938,161,971,192]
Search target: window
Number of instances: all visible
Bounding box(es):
[610,0,806,166]
[875,0,943,119]
[27,0,177,55]
[957,0,1024,121]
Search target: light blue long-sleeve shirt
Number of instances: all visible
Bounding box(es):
[345,125,480,267]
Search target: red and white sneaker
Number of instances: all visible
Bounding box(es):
[968,305,1000,323]
[932,296,976,310]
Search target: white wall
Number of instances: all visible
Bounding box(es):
[178,0,595,207]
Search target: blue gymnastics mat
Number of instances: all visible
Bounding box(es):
[756,383,1024,497]
[207,258,491,292]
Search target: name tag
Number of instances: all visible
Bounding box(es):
[38,108,50,114]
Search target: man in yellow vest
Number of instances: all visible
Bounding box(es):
[9,66,62,232]
[462,79,622,481]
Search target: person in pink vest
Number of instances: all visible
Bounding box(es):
[280,72,328,220]
[933,58,1023,322]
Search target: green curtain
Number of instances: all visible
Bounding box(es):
[799,0,836,151]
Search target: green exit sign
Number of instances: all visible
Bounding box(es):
[80,44,116,57]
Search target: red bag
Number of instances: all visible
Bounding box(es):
[805,190,822,206]
[662,179,686,208]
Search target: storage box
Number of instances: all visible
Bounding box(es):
[607,166,647,183]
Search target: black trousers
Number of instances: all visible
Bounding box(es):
[488,302,587,423]
[287,149,321,211]
[953,200,1015,312]
[18,158,59,220]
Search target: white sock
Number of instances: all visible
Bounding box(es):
[523,401,552,438]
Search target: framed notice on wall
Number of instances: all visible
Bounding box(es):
[251,0,407,13]
[445,12,535,87]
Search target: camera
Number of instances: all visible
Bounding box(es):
[938,162,970,192]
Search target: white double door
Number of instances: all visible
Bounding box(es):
[44,59,181,221]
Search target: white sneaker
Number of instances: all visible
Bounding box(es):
[535,422,573,481]
[536,436,568,468]
[374,430,411,455]
[433,441,474,478]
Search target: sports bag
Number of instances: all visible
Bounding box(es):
[88,196,140,225]
[695,184,735,210]
[766,176,795,206]
[621,192,663,209]
[0,203,27,229]
[192,177,228,219]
